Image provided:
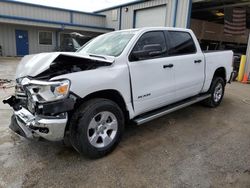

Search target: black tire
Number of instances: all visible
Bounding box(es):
[202,77,225,108]
[69,98,124,158]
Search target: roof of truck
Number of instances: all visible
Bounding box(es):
[113,27,192,33]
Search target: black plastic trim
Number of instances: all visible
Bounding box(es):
[9,115,27,138]
[40,98,75,115]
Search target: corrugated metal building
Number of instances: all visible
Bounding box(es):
[0,0,192,56]
[96,0,192,30]
[0,0,114,56]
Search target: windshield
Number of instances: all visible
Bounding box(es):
[78,31,136,57]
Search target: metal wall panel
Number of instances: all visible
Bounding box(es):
[0,17,112,34]
[134,5,167,28]
[0,24,15,56]
[120,0,169,29]
[100,0,169,30]
[0,2,108,29]
[175,0,189,28]
[0,24,56,56]
[73,13,106,27]
[0,2,70,22]
[0,23,105,56]
[99,0,191,30]
[101,9,121,30]
[0,0,193,56]
[28,28,56,55]
[0,18,60,29]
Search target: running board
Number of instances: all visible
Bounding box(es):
[133,94,210,125]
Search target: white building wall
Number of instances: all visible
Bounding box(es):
[175,0,191,28]
[0,24,16,56]
[121,0,169,29]
[0,23,109,56]
[101,9,121,30]
[73,13,106,27]
[0,1,108,29]
[0,1,113,56]
[0,1,70,22]
[0,24,57,56]
[97,0,192,30]
[0,0,192,56]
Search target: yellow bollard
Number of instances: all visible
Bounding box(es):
[237,55,246,82]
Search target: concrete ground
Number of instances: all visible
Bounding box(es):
[0,58,250,188]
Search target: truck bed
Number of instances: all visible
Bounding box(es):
[202,50,233,92]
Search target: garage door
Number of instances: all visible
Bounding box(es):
[135,5,167,28]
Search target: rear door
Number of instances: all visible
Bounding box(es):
[128,31,176,115]
[166,31,205,100]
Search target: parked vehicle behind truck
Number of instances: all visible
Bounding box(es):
[3,27,234,158]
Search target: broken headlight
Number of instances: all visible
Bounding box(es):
[21,78,70,103]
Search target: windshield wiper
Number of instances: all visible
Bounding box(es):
[89,54,107,60]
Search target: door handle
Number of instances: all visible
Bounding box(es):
[163,64,174,69]
[194,60,202,63]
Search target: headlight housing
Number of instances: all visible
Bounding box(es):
[21,78,70,103]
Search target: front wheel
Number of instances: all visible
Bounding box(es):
[69,98,124,158]
[202,77,225,107]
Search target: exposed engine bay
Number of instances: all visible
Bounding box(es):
[34,54,112,80]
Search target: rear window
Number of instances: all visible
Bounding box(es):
[168,31,196,56]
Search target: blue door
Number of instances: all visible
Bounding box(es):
[15,30,29,56]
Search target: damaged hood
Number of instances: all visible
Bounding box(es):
[15,52,115,79]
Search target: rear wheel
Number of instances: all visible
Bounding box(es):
[202,77,225,107]
[69,98,124,158]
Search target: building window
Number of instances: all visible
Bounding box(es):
[112,9,118,21]
[39,31,53,45]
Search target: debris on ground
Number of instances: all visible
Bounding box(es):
[244,169,250,174]
[242,99,250,105]
[0,79,14,89]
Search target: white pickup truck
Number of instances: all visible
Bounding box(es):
[3,27,233,158]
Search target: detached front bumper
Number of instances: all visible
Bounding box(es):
[3,95,74,141]
[10,107,68,141]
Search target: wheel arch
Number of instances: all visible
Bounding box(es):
[75,89,130,122]
[213,67,227,83]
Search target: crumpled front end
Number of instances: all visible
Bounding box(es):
[10,107,68,141]
[3,52,113,141]
[3,77,77,141]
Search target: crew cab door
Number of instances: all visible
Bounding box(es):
[166,31,205,100]
[128,31,176,116]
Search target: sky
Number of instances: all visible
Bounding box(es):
[13,0,137,12]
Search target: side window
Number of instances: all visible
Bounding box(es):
[130,31,167,61]
[168,31,196,56]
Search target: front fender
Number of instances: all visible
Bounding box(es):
[51,65,131,109]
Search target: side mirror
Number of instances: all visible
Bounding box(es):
[131,44,163,61]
